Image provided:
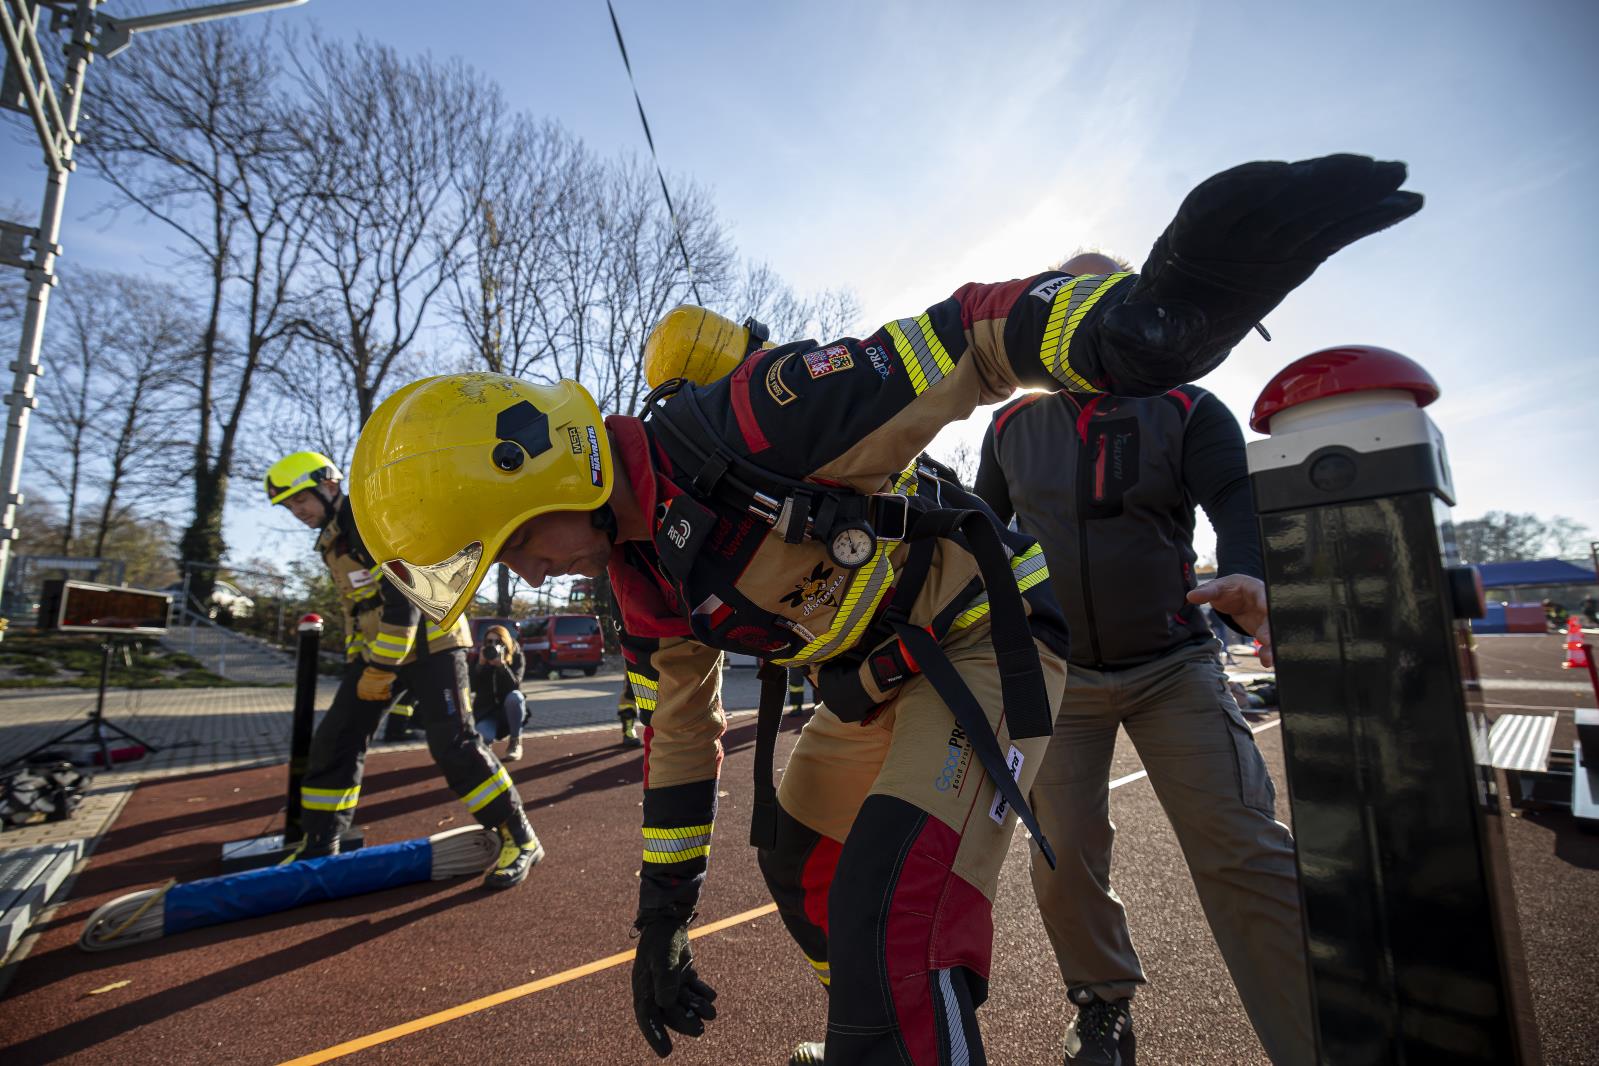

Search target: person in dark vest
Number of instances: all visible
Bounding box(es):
[974,253,1311,1065]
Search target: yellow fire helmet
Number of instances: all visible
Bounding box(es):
[264,451,342,505]
[348,374,613,628]
[642,304,768,388]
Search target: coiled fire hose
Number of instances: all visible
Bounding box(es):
[79,825,499,952]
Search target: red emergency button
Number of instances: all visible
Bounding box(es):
[1250,345,1439,433]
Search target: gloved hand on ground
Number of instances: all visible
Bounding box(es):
[632,916,718,1057]
[1095,153,1424,395]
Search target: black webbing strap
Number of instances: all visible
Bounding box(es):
[892,621,1056,870]
[904,509,1052,741]
[749,661,788,849]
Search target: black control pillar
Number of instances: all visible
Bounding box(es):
[1248,345,1540,1064]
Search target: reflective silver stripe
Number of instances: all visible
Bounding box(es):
[627,670,658,711]
[937,968,971,1066]
[642,822,713,863]
[302,785,360,811]
[887,314,955,395]
[463,766,513,813]
[774,546,894,666]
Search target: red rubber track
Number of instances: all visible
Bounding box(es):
[2,637,1596,1065]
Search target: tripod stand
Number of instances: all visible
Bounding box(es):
[8,640,160,770]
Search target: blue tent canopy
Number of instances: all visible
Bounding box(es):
[1475,559,1596,589]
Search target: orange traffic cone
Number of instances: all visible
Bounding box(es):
[1562,617,1590,670]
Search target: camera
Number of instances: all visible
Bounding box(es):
[483,640,503,662]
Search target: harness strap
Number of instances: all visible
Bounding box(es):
[750,661,789,849]
[904,509,1053,741]
[892,621,1056,870]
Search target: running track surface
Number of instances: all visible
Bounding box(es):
[2,676,1597,1064]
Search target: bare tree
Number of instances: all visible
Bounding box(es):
[81,22,310,603]
[286,38,495,423]
[1454,511,1591,564]
[445,115,578,377]
[32,269,192,557]
[87,277,195,557]
[31,271,104,553]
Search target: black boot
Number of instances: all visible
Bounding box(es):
[1064,987,1135,1065]
[280,831,340,865]
[788,1041,824,1065]
[620,716,643,749]
[483,816,544,890]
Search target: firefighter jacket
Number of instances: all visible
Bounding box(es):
[618,269,1175,919]
[316,497,472,670]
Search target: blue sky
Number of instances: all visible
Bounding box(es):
[4,0,1596,567]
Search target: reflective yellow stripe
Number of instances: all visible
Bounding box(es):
[388,704,414,719]
[949,599,992,632]
[370,631,413,663]
[1038,272,1128,392]
[1012,542,1049,593]
[463,766,513,813]
[893,462,919,496]
[886,313,954,396]
[951,543,1049,631]
[302,785,361,811]
[641,822,713,864]
[774,544,895,666]
[627,670,658,712]
[805,954,831,987]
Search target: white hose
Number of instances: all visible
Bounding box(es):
[79,826,500,952]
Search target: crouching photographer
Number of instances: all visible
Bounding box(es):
[472,625,527,761]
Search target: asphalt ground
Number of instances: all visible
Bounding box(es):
[0,634,1595,1065]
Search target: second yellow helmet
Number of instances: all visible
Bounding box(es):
[642,305,767,388]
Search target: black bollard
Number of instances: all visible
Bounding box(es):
[1249,346,1539,1064]
[283,613,323,844]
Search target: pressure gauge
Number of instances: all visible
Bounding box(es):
[828,525,875,569]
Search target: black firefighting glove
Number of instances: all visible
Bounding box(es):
[1092,153,1423,396]
[632,915,718,1058]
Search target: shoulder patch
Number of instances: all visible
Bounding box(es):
[802,344,854,379]
[1028,275,1071,303]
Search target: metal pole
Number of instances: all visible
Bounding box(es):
[283,613,322,842]
[0,0,98,611]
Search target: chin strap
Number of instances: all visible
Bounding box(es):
[591,503,619,543]
[316,488,341,530]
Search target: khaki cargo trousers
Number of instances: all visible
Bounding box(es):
[1028,641,1314,1065]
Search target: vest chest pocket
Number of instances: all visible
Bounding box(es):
[1080,416,1141,519]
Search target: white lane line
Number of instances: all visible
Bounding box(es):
[1107,717,1282,792]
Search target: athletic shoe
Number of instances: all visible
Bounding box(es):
[1064,987,1135,1065]
[788,1041,825,1065]
[505,738,523,761]
[483,822,544,890]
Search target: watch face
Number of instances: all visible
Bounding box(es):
[830,527,875,567]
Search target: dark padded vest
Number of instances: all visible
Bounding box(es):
[990,387,1213,669]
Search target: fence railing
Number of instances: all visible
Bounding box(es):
[163,604,295,685]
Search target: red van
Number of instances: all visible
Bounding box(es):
[520,613,604,677]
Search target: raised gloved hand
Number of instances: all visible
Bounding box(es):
[1095,154,1423,396]
[356,664,396,702]
[632,915,718,1057]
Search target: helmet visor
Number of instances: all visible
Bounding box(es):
[380,542,484,623]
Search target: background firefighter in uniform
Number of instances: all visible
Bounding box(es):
[346,156,1422,1063]
[975,253,1311,1065]
[263,453,545,888]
